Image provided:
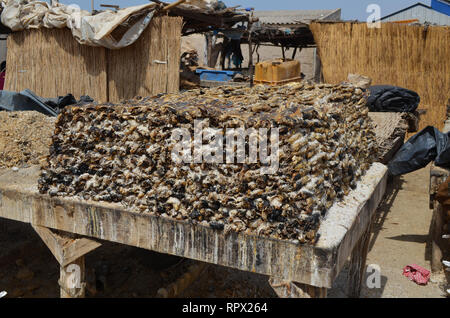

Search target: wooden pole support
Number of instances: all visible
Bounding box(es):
[157,261,209,298]
[59,257,86,298]
[429,165,450,272]
[32,225,102,298]
[248,11,254,87]
[269,277,327,298]
[291,47,298,60]
[431,204,445,272]
[162,0,186,11]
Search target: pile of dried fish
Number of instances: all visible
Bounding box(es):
[38,82,377,244]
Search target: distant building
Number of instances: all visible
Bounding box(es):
[381,1,450,25]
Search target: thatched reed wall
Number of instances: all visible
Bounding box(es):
[108,16,183,101]
[5,16,183,103]
[5,28,108,102]
[310,22,450,130]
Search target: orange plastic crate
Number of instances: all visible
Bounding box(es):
[254,59,301,85]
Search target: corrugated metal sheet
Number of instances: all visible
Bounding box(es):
[254,9,341,25]
[431,0,450,16]
[381,4,450,25]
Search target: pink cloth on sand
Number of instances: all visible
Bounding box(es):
[402,264,430,285]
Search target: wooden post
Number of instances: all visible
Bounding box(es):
[162,0,187,11]
[291,47,298,60]
[431,204,446,272]
[429,166,450,272]
[253,44,260,63]
[32,225,102,298]
[313,47,323,83]
[206,32,213,68]
[248,13,254,87]
[347,220,373,298]
[269,277,327,298]
[157,262,208,297]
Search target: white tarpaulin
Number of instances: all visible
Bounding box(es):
[185,0,218,10]
[0,0,158,49]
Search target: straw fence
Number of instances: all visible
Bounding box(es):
[108,16,182,101]
[5,16,183,103]
[310,22,450,130]
[5,27,107,102]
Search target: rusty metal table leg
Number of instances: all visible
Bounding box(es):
[347,219,373,298]
[269,277,327,298]
[32,225,102,298]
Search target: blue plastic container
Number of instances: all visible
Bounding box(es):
[195,69,236,82]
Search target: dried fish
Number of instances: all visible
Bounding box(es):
[38,82,377,244]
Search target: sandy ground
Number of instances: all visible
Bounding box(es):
[363,166,447,298]
[329,166,447,298]
[0,111,55,169]
[0,166,447,298]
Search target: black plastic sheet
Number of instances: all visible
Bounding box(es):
[0,89,58,116]
[388,126,450,176]
[367,85,420,113]
[0,90,94,116]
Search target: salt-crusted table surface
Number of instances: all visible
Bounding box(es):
[368,112,408,164]
[0,163,387,298]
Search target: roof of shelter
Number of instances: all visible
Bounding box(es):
[253,9,341,25]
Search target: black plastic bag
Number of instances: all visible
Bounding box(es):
[44,94,94,109]
[44,94,77,110]
[388,126,450,176]
[367,85,420,113]
[78,95,94,105]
